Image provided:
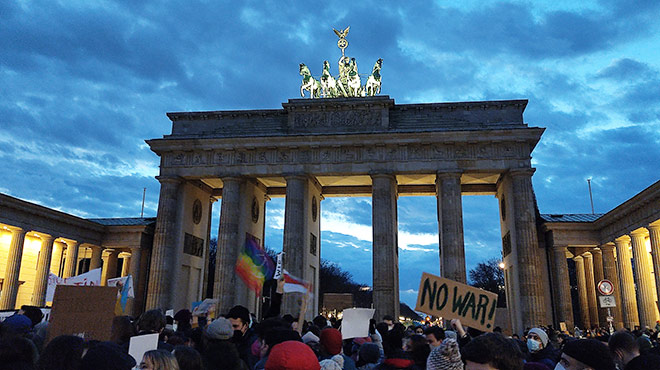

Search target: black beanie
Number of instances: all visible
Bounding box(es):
[562,339,615,370]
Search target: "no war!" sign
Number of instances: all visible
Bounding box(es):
[415,272,498,332]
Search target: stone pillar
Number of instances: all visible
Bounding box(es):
[102,250,119,285]
[574,255,591,329]
[649,225,660,321]
[435,171,466,283]
[214,177,244,314]
[600,243,624,329]
[89,246,103,270]
[583,252,599,328]
[509,169,546,327]
[371,173,400,320]
[615,236,639,329]
[591,249,608,328]
[62,241,80,278]
[146,176,181,310]
[128,248,142,315]
[121,255,131,277]
[552,246,574,330]
[630,230,657,328]
[0,227,27,309]
[31,234,55,306]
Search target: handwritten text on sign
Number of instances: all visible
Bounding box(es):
[415,272,498,332]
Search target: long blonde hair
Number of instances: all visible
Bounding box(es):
[141,349,180,370]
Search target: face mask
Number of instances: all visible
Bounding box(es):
[554,362,566,370]
[527,338,542,353]
[233,330,244,341]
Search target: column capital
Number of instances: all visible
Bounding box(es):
[435,170,463,179]
[630,228,648,238]
[573,255,584,262]
[508,168,536,178]
[615,235,631,244]
[370,172,397,181]
[283,173,309,181]
[648,224,660,232]
[5,225,26,234]
[155,175,183,184]
[599,242,615,251]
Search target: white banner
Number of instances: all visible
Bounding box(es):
[341,308,375,339]
[107,275,135,298]
[46,268,103,302]
[273,252,284,280]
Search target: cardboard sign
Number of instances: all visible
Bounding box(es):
[341,308,375,339]
[128,333,159,365]
[48,286,117,342]
[415,272,498,332]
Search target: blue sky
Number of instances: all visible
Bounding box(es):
[2,1,660,308]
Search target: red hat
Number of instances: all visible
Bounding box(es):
[265,340,320,370]
[320,328,343,356]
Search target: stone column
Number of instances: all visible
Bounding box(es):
[591,249,608,328]
[600,243,624,329]
[615,236,639,329]
[121,255,131,277]
[89,246,103,270]
[574,255,591,329]
[435,171,466,283]
[583,252,600,328]
[371,173,400,320]
[128,248,143,315]
[552,246,574,330]
[102,250,119,285]
[509,169,546,327]
[282,175,309,315]
[0,227,27,309]
[31,234,55,306]
[146,176,181,310]
[62,241,80,278]
[214,177,244,314]
[649,224,660,320]
[630,230,657,328]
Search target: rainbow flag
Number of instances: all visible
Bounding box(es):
[235,234,275,295]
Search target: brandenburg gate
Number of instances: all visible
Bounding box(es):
[146,95,551,333]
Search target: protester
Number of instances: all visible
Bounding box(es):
[558,339,614,370]
[201,317,248,370]
[424,327,445,349]
[609,330,660,370]
[37,335,84,370]
[320,328,358,370]
[320,355,345,370]
[140,349,180,370]
[526,328,559,368]
[426,338,462,370]
[110,316,135,347]
[356,342,381,370]
[135,309,174,351]
[228,305,259,368]
[173,345,203,370]
[80,341,135,370]
[461,332,524,370]
[405,335,430,369]
[265,340,320,370]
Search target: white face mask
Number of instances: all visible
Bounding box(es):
[527,338,542,353]
[554,362,566,370]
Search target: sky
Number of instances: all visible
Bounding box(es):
[2,0,660,309]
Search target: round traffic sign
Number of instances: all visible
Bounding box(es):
[597,280,614,296]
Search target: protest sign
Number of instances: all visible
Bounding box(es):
[48,285,117,342]
[45,268,102,302]
[192,298,218,317]
[107,275,135,298]
[415,272,498,332]
[341,308,375,339]
[128,333,159,365]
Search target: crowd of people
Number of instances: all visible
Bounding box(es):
[3,303,660,369]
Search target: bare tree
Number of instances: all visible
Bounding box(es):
[468,257,506,307]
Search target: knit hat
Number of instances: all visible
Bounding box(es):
[359,342,380,364]
[3,314,32,334]
[320,355,344,370]
[205,317,233,340]
[562,339,615,370]
[427,338,463,370]
[320,328,343,355]
[266,340,320,370]
[528,328,549,347]
[302,331,320,344]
